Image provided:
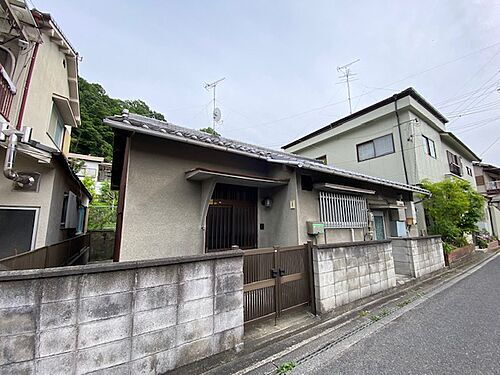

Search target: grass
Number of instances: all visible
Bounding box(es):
[369,314,381,322]
[397,299,411,308]
[359,310,370,317]
[276,361,296,374]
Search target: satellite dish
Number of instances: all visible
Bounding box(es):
[213,107,222,122]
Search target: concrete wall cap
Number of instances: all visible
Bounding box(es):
[315,239,391,249]
[0,250,244,281]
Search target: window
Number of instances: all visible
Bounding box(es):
[0,207,39,258]
[446,151,462,176]
[301,175,313,191]
[357,134,395,162]
[98,164,112,182]
[319,191,368,228]
[466,166,473,176]
[423,135,437,158]
[76,205,86,234]
[60,193,69,226]
[48,104,65,148]
[316,155,327,165]
[82,167,97,179]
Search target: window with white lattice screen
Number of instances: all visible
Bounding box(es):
[319,191,368,228]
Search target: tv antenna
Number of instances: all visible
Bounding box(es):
[204,77,225,131]
[337,59,359,114]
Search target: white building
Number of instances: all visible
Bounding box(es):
[68,152,112,194]
[283,88,481,235]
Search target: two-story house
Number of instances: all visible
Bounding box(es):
[473,162,500,237]
[283,87,481,236]
[0,1,90,259]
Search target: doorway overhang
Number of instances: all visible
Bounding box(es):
[185,168,289,188]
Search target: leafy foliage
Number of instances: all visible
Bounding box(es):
[82,177,118,230]
[276,361,296,374]
[71,77,165,161]
[420,178,485,249]
[199,127,220,136]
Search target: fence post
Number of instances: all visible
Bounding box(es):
[306,241,317,315]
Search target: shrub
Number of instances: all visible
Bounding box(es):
[420,179,485,247]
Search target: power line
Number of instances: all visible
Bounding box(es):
[480,133,500,156]
[232,42,500,134]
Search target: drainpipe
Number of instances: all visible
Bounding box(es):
[394,95,409,185]
[2,125,34,186]
[16,42,39,130]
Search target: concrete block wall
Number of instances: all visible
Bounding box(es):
[392,236,444,278]
[312,240,396,314]
[0,251,244,374]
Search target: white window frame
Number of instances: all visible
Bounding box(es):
[48,104,66,149]
[319,191,368,228]
[0,206,40,251]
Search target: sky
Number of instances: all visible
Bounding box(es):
[37,0,500,164]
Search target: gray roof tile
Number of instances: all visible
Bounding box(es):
[104,113,429,195]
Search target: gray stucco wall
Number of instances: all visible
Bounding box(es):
[391,236,445,278]
[0,251,244,374]
[121,135,300,261]
[312,241,396,314]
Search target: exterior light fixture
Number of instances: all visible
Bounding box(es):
[261,197,273,209]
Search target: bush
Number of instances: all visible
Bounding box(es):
[477,237,488,249]
[443,242,455,254]
[420,179,485,247]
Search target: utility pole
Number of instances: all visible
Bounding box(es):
[337,59,359,114]
[204,77,225,131]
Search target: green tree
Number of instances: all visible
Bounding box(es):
[199,127,220,136]
[82,177,118,230]
[71,77,165,161]
[420,178,485,250]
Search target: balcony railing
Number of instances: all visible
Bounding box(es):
[487,181,500,192]
[0,64,16,120]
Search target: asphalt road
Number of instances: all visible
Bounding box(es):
[295,255,500,375]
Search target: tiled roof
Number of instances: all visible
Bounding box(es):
[104,113,430,195]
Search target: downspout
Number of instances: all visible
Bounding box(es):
[487,200,496,237]
[16,42,39,130]
[394,95,409,185]
[3,127,34,186]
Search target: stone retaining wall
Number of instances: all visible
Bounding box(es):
[0,251,244,374]
[312,240,396,314]
[88,230,115,262]
[392,236,444,277]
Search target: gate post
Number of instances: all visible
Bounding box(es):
[306,241,317,315]
[273,245,281,321]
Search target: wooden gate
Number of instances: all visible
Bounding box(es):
[243,244,312,323]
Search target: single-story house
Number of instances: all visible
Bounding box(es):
[105,112,429,262]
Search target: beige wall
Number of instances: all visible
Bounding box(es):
[0,149,88,250]
[0,149,54,249]
[21,33,72,149]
